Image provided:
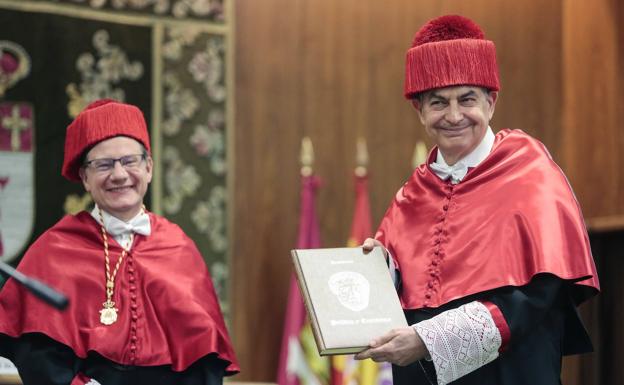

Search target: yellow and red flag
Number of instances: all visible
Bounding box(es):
[331,167,393,385]
[277,139,330,385]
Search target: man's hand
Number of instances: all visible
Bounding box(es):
[354,326,428,366]
[362,238,387,258]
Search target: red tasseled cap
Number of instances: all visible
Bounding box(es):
[404,15,500,98]
[61,99,151,182]
[412,15,484,46]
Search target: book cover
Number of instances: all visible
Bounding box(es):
[291,246,407,355]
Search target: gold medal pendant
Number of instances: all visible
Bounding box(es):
[100,301,118,325]
[98,209,134,326]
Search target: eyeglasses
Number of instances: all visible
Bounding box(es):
[84,154,147,173]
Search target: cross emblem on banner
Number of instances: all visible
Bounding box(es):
[2,106,29,151]
[0,101,34,263]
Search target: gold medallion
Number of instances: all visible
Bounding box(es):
[97,208,135,326]
[100,302,118,325]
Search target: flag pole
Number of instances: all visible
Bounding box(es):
[412,140,428,169]
[277,136,329,385]
[355,137,368,177]
[300,136,314,176]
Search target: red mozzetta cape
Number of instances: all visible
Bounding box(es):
[0,211,239,374]
[376,129,599,310]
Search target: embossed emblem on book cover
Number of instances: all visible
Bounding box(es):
[292,247,407,355]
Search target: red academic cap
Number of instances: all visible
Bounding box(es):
[404,15,500,98]
[62,99,151,182]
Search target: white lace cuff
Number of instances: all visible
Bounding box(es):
[414,301,502,385]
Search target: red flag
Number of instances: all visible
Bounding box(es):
[347,174,372,247]
[331,173,392,385]
[277,175,329,385]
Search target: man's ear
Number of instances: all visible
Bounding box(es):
[411,99,425,125]
[79,167,91,192]
[487,91,498,119]
[145,155,153,184]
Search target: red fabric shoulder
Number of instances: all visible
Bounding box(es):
[376,129,599,310]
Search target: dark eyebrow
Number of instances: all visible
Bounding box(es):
[459,90,478,98]
[426,89,479,102]
[427,92,447,102]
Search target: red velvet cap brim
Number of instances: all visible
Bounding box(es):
[62,102,151,182]
[404,38,500,98]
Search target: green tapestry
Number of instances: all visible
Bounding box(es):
[0,0,232,313]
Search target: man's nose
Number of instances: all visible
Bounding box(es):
[110,161,129,178]
[445,102,463,124]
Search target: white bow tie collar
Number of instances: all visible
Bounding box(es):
[104,212,151,237]
[429,162,469,185]
[91,206,152,238]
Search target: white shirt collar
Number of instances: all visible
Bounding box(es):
[90,204,151,249]
[430,127,495,184]
[435,127,495,168]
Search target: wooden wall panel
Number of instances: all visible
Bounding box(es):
[560,2,623,384]
[562,0,624,219]
[232,0,303,379]
[232,0,614,382]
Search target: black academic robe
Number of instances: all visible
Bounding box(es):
[0,333,227,385]
[392,274,593,385]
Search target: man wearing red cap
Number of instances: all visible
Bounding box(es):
[0,100,239,384]
[356,15,599,385]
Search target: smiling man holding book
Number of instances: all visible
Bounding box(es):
[357,15,599,385]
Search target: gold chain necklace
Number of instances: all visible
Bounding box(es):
[98,208,134,325]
